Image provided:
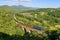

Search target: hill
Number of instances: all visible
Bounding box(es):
[0,6,60,40]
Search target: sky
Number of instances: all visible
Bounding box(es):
[0,0,60,8]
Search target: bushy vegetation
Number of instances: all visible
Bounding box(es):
[0,6,60,40]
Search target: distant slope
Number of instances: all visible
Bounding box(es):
[11,5,38,10]
[12,5,25,8]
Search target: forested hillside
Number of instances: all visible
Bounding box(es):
[17,8,60,30]
[0,6,60,40]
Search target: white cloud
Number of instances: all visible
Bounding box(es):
[11,0,32,2]
[0,0,32,2]
[0,0,32,6]
[18,0,32,2]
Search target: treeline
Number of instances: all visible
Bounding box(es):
[0,30,60,40]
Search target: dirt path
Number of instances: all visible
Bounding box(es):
[13,14,44,34]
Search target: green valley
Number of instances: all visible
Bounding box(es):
[0,6,60,40]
